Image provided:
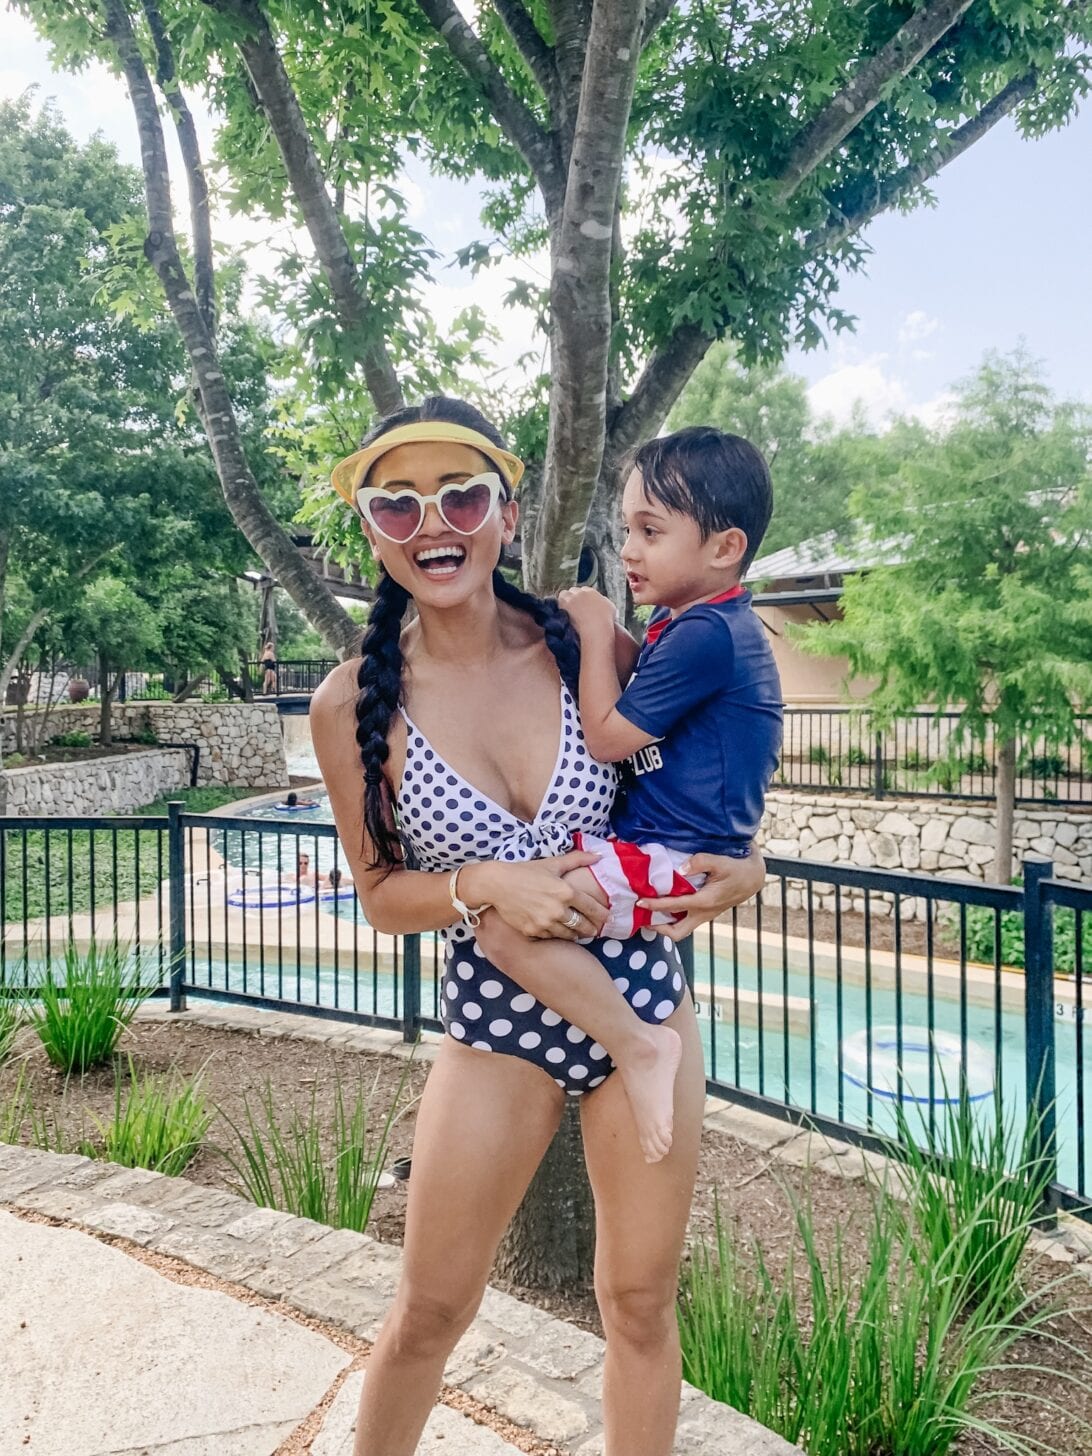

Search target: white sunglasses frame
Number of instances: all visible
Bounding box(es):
[355,472,507,543]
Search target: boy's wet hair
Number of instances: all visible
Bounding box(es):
[632,426,773,573]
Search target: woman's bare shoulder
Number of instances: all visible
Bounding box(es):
[310,658,360,724]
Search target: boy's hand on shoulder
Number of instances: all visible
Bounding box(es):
[558,587,617,636]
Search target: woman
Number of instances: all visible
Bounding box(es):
[310,398,765,1456]
[260,640,277,696]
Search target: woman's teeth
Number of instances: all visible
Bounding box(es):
[414,545,467,577]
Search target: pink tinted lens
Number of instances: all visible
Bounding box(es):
[368,494,424,541]
[440,480,494,535]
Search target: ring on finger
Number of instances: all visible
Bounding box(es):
[564,908,581,931]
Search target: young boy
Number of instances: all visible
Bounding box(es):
[475,427,782,1161]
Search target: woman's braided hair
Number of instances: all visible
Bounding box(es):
[353,396,581,871]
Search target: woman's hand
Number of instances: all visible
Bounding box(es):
[637,845,767,941]
[460,852,609,940]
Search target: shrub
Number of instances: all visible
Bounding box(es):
[80,1055,212,1175]
[845,745,871,767]
[957,900,1084,974]
[900,747,933,771]
[19,941,158,1074]
[50,730,92,749]
[0,1066,69,1152]
[216,1061,415,1232]
[1025,752,1066,780]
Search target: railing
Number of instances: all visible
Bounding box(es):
[12,660,338,709]
[242,659,338,696]
[2,809,1089,1218]
[778,708,1092,806]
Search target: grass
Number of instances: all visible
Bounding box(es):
[679,1096,1090,1456]
[18,940,158,1074]
[80,1054,213,1175]
[1,785,257,923]
[0,999,20,1065]
[217,1060,415,1233]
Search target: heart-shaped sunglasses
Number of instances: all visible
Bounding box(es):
[356,472,506,543]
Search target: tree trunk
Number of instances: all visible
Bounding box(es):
[103,0,360,661]
[992,735,1017,883]
[493,1099,596,1290]
[99,657,115,748]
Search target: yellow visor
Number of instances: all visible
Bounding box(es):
[331,421,525,503]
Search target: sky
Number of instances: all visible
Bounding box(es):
[4,4,1090,431]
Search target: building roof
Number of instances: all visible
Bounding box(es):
[750,530,892,583]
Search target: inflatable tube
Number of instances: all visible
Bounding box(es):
[227,883,317,911]
[840,1026,994,1104]
[272,802,319,813]
[319,885,357,902]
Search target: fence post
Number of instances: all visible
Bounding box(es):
[402,933,422,1043]
[1023,857,1059,1226]
[167,800,187,1013]
[873,733,886,800]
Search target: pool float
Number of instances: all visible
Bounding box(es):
[227,882,317,910]
[318,885,357,901]
[840,1025,994,1104]
[272,801,319,813]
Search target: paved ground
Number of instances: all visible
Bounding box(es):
[5,1002,1091,1456]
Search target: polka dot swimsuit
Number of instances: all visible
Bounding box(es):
[397,683,688,1094]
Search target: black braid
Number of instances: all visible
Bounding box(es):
[355,570,410,870]
[491,570,581,700]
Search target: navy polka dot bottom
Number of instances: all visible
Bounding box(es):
[441,925,688,1094]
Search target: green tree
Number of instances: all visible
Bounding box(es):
[19,0,1090,616]
[797,348,1092,881]
[667,343,901,558]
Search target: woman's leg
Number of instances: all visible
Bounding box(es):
[579,995,705,1456]
[353,1038,565,1456]
[477,905,682,1164]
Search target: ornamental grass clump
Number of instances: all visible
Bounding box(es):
[679,1099,1090,1455]
[0,999,21,1066]
[21,940,157,1074]
[216,1060,414,1233]
[80,1054,212,1175]
[889,1085,1053,1317]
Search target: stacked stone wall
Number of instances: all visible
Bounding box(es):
[760,790,1090,920]
[0,749,191,817]
[2,702,286,790]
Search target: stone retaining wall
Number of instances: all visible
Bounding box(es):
[0,748,191,817]
[760,790,1090,919]
[2,702,286,790]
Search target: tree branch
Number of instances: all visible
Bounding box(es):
[642,0,676,46]
[808,69,1039,254]
[772,0,976,201]
[103,0,360,659]
[606,323,714,465]
[413,0,565,212]
[494,0,559,112]
[530,0,647,591]
[140,0,216,338]
[203,0,403,417]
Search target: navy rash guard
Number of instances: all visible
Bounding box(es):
[609,589,783,857]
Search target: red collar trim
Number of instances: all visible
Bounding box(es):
[644,585,745,646]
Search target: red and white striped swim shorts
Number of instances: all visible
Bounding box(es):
[572,831,703,940]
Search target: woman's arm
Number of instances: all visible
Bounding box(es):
[309,664,606,938]
[636,845,768,941]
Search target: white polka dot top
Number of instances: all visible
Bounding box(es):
[396,682,617,900]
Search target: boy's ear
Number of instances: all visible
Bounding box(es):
[711,526,748,573]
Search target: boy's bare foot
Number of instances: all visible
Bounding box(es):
[617,1025,683,1163]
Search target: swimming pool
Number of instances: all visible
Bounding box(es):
[213,793,1091,1191]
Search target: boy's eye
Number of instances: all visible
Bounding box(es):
[643,526,658,538]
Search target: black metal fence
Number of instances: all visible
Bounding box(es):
[11,659,338,709]
[2,809,1090,1217]
[778,707,1092,805]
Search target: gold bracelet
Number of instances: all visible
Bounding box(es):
[448,865,491,929]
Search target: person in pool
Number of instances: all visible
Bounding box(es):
[279,790,319,810]
[310,396,766,1456]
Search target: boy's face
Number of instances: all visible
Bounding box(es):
[620,468,746,612]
